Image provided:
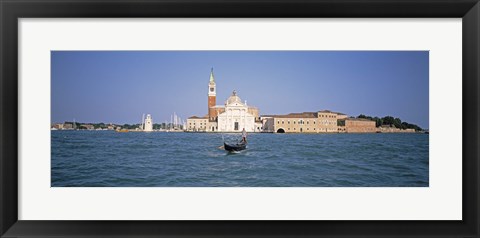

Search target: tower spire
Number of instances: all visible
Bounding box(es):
[209,67,215,82]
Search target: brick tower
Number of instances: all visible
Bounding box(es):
[208,68,216,120]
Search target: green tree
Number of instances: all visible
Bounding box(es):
[373,117,382,127]
[382,116,395,125]
[393,118,402,128]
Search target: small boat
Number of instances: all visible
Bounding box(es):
[224,141,247,152]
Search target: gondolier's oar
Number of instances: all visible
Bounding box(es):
[218,134,225,149]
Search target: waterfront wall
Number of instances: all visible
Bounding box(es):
[377,127,416,133]
[344,119,376,133]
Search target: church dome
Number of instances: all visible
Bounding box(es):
[226,90,242,105]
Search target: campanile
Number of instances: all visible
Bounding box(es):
[208,68,216,120]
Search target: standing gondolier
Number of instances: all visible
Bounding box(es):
[241,128,247,143]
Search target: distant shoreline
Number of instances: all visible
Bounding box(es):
[51,129,428,134]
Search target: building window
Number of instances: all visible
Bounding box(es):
[282,121,284,124]
[288,121,290,124]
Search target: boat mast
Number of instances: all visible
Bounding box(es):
[174,113,179,130]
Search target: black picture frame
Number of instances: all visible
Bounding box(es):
[1,0,479,237]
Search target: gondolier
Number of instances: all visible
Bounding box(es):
[242,128,247,143]
[222,129,248,152]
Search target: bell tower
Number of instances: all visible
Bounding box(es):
[208,68,216,120]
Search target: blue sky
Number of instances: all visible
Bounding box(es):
[51,51,429,128]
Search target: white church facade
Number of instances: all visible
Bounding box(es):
[187,69,262,132]
[217,90,260,132]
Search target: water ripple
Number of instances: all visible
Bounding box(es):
[51,131,429,187]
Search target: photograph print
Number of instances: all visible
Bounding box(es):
[51,51,429,187]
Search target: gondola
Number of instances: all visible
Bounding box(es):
[224,141,247,152]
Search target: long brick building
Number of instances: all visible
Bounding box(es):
[262,111,376,133]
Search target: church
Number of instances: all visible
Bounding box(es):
[187,69,262,132]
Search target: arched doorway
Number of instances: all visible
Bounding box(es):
[277,128,285,133]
